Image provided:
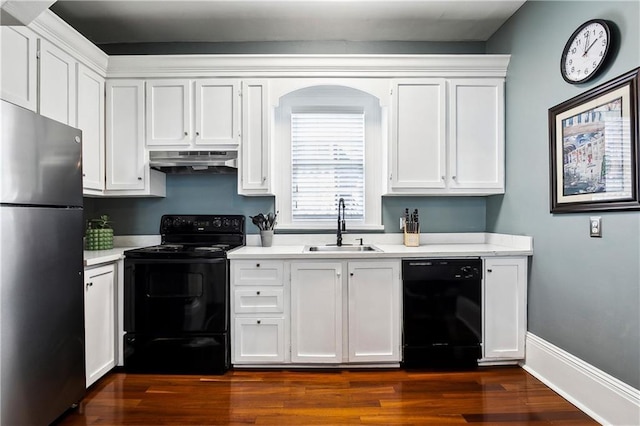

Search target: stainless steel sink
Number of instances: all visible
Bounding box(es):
[304,245,381,253]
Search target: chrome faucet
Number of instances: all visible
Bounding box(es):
[337,198,346,246]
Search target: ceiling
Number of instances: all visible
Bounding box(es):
[49,0,526,46]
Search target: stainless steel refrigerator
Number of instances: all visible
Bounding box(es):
[1,99,85,425]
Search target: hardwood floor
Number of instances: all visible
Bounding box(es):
[56,367,598,425]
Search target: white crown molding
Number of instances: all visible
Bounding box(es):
[29,10,108,76]
[522,332,640,426]
[107,54,511,79]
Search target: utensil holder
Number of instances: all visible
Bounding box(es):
[260,230,274,247]
[403,228,419,247]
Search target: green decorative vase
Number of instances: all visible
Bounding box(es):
[86,228,114,250]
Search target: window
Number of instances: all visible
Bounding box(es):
[273,83,386,230]
[291,111,365,222]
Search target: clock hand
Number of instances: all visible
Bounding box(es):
[584,37,599,55]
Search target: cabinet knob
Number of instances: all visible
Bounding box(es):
[86,282,93,288]
[256,291,261,295]
[196,131,200,136]
[256,263,260,268]
[184,131,188,136]
[487,269,493,273]
[350,272,354,276]
[441,176,445,180]
[452,176,457,180]
[257,320,261,325]
[137,177,142,180]
[82,173,86,177]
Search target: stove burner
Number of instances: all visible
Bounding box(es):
[144,244,184,252]
[124,215,245,260]
[193,246,224,253]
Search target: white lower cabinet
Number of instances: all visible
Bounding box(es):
[290,260,401,364]
[231,258,401,366]
[84,264,116,387]
[231,260,287,364]
[348,261,401,362]
[290,262,343,363]
[483,256,527,361]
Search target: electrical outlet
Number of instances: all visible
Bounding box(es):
[589,216,602,237]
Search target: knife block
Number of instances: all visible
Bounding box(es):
[403,227,420,247]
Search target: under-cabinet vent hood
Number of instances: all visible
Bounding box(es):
[149,151,237,174]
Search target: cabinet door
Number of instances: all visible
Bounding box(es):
[1,26,37,111]
[146,79,191,146]
[290,262,342,363]
[233,317,285,363]
[77,64,105,192]
[195,79,240,146]
[239,80,270,194]
[84,264,116,387]
[483,257,527,360]
[389,79,447,192]
[348,261,401,362]
[105,80,145,190]
[38,38,76,125]
[448,79,505,193]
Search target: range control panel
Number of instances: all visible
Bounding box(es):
[160,215,245,234]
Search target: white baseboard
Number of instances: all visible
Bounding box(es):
[522,332,640,426]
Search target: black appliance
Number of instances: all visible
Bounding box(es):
[402,258,482,368]
[124,214,245,374]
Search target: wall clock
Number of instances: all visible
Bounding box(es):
[560,19,613,84]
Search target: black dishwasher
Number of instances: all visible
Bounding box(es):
[402,258,482,368]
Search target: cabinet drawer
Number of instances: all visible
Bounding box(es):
[234,288,284,313]
[232,260,284,286]
[233,317,285,363]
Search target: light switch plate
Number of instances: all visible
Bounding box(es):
[590,216,602,237]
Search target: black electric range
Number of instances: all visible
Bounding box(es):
[123,214,245,374]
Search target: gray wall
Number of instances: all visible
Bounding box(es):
[486,1,639,388]
[85,174,486,235]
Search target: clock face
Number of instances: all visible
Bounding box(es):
[561,20,611,84]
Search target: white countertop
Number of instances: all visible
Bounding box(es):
[83,233,533,264]
[84,247,137,267]
[228,232,533,260]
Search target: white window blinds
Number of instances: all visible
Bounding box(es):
[291,112,365,222]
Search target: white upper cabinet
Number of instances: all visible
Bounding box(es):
[106,80,145,190]
[239,80,270,195]
[38,38,76,125]
[448,79,505,193]
[146,79,191,146]
[389,77,505,195]
[106,79,165,196]
[77,64,105,193]
[390,79,447,192]
[146,78,240,148]
[1,26,37,111]
[195,79,240,146]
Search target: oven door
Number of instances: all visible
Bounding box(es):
[124,258,228,334]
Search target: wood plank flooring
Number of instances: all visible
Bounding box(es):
[56,367,598,425]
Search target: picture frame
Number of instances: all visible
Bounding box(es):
[549,67,640,213]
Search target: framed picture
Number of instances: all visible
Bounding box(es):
[549,68,640,213]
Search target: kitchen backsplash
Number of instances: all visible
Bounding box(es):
[84,174,486,235]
